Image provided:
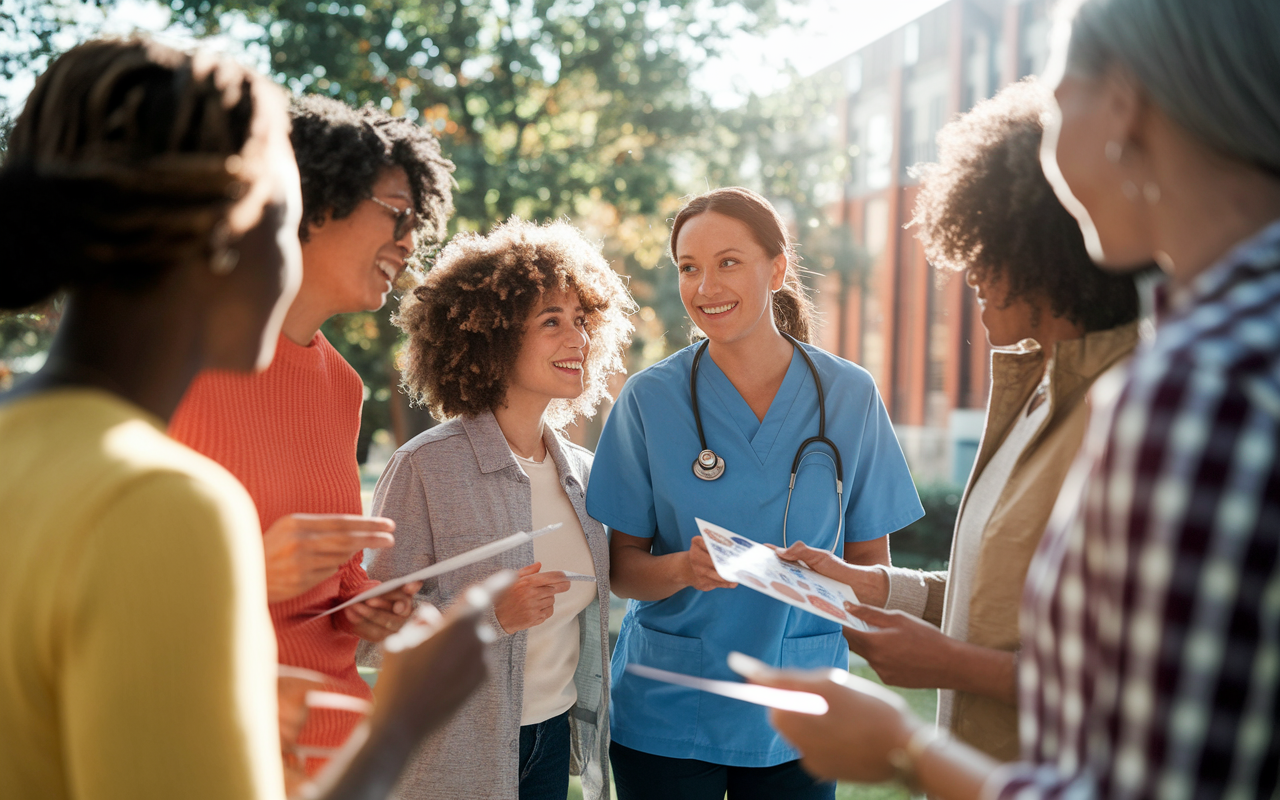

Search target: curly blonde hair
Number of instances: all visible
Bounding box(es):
[395,218,636,429]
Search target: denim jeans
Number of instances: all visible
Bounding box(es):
[610,741,836,800]
[519,709,571,800]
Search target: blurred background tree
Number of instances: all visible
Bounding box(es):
[166,0,792,454]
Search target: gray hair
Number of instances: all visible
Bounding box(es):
[1060,0,1280,176]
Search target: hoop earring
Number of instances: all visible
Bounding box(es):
[1105,141,1123,164]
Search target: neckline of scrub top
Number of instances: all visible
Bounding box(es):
[698,345,807,466]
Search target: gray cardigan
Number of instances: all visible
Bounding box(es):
[357,411,610,800]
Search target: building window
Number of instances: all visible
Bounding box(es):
[845,54,862,95]
[903,22,920,67]
[866,114,893,190]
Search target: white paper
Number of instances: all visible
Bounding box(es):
[694,517,869,632]
[626,663,828,715]
[317,524,561,617]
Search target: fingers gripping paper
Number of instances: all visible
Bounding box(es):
[695,517,869,632]
[317,524,561,617]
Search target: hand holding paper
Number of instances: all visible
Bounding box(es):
[686,534,738,592]
[341,581,422,643]
[494,563,572,633]
[773,540,890,609]
[264,513,396,603]
[737,658,922,784]
[694,518,870,632]
[319,524,561,618]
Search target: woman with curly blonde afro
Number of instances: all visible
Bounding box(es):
[360,217,635,800]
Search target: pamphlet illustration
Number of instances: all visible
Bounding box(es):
[694,517,869,632]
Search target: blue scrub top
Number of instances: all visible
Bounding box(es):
[587,341,924,766]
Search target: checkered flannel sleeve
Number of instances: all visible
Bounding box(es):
[986,245,1280,799]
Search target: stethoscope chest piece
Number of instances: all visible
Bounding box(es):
[692,449,725,481]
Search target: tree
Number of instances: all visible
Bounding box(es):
[0,0,797,448]
[163,0,788,447]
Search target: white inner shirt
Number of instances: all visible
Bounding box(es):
[936,383,1050,731]
[514,450,596,726]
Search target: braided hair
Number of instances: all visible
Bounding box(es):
[0,37,285,310]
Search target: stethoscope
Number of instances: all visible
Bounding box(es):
[689,332,845,552]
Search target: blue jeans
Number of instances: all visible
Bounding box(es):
[610,741,836,800]
[519,709,571,800]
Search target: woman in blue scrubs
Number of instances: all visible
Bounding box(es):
[586,187,924,799]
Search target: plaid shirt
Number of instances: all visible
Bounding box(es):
[988,220,1280,799]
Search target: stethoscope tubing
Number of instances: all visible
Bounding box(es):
[689,333,845,552]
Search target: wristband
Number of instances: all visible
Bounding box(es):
[887,725,945,793]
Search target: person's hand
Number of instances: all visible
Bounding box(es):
[262,514,395,603]
[493,563,571,633]
[773,541,888,607]
[684,536,738,592]
[843,604,956,689]
[747,666,920,783]
[341,581,422,644]
[277,666,327,796]
[371,600,488,741]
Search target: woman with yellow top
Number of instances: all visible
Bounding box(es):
[0,37,484,800]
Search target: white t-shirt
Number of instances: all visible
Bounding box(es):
[514,451,597,726]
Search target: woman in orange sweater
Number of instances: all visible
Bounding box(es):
[169,94,456,768]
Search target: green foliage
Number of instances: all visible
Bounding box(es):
[162,0,793,441]
[891,481,961,571]
[0,0,856,448]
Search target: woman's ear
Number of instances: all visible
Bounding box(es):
[770,253,788,292]
[1101,66,1149,171]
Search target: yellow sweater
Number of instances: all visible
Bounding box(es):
[0,389,284,800]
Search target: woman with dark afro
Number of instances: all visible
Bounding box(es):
[772,77,1142,761]
[169,92,458,779]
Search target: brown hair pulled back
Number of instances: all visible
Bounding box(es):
[0,37,280,310]
[669,187,816,344]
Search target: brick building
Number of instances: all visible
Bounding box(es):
[810,0,1055,482]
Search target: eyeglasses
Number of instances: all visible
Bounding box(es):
[368,196,418,241]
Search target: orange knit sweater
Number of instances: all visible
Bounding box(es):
[170,331,376,762]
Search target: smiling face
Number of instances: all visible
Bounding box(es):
[299,166,417,315]
[675,211,787,347]
[504,287,591,410]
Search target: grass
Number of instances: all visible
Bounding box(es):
[567,657,936,800]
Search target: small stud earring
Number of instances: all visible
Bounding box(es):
[211,248,240,276]
[1142,182,1161,204]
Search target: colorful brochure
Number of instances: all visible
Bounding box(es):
[694,517,869,632]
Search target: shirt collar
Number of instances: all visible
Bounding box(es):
[1158,217,1280,322]
[459,409,585,493]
